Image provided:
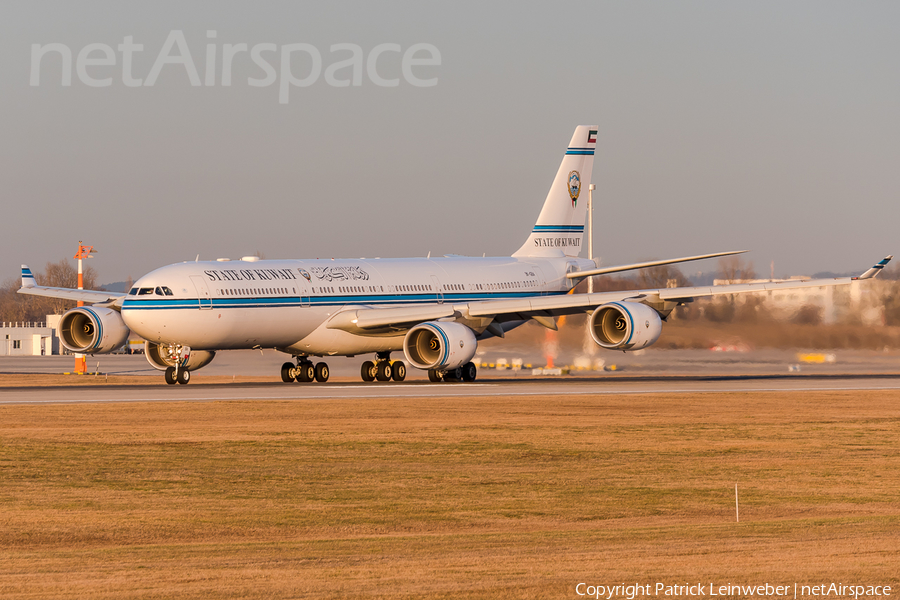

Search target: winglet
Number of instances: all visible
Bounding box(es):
[856,255,892,280]
[21,265,36,288]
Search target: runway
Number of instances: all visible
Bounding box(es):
[3,375,900,405]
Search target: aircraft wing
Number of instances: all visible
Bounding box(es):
[329,255,892,333]
[17,265,124,306]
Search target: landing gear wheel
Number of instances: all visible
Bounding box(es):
[391,361,406,382]
[281,362,296,383]
[177,369,191,385]
[428,369,442,383]
[165,367,177,385]
[461,362,477,382]
[315,362,330,383]
[361,361,376,382]
[376,361,392,382]
[444,367,462,382]
[297,362,315,383]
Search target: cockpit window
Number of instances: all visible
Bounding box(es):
[161,287,174,296]
[137,288,155,295]
[129,287,139,295]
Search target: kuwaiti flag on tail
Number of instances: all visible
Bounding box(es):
[513,126,597,258]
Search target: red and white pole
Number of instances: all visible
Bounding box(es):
[73,241,95,374]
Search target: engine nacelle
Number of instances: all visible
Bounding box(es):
[589,302,662,351]
[59,307,130,354]
[403,321,477,370]
[144,342,216,372]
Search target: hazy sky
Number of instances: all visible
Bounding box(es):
[1,1,898,285]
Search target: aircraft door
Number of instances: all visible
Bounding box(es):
[297,283,310,308]
[532,265,549,296]
[189,275,213,309]
[431,275,444,304]
[566,261,579,291]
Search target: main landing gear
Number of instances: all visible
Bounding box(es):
[428,362,477,383]
[360,352,406,383]
[281,358,330,383]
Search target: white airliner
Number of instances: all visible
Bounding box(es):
[19,126,891,385]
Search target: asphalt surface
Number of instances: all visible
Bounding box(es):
[3,349,900,405]
[3,375,900,405]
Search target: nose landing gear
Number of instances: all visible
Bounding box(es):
[164,366,191,385]
[162,344,192,385]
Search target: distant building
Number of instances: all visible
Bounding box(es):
[0,318,60,356]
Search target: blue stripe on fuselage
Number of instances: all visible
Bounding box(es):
[120,291,564,311]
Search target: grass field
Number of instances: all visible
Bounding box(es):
[1,388,898,598]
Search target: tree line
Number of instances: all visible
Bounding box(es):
[0,260,100,323]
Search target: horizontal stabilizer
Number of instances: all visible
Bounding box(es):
[567,250,746,279]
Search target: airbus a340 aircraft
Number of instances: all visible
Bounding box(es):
[19,126,891,385]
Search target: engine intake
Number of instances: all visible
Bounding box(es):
[59,307,130,354]
[589,302,662,351]
[145,342,216,372]
[403,321,477,370]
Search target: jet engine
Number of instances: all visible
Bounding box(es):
[403,321,477,370]
[589,302,662,351]
[144,342,216,371]
[59,307,130,354]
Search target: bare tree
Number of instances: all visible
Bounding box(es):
[0,260,101,322]
[717,256,756,283]
[0,277,28,323]
[636,265,692,289]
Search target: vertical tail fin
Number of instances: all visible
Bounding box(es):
[21,265,36,288]
[512,125,597,258]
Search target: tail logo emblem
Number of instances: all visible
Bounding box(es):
[567,170,581,207]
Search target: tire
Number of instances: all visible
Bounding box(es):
[177,369,191,385]
[315,362,330,383]
[391,361,406,382]
[376,361,392,382]
[444,367,462,382]
[361,360,376,382]
[428,369,442,383]
[296,363,314,383]
[461,362,477,382]
[281,362,295,383]
[164,367,177,385]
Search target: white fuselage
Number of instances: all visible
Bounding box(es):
[121,255,592,356]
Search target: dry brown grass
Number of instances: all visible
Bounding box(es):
[1,391,898,598]
[0,374,276,387]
